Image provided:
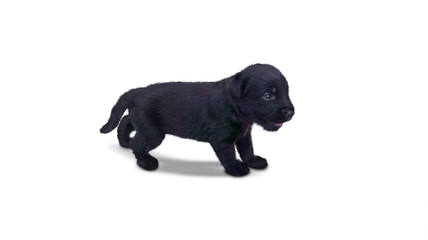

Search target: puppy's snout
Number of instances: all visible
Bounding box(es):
[280,108,294,121]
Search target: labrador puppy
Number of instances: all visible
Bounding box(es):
[100,64,294,176]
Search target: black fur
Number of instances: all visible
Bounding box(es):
[101,64,294,176]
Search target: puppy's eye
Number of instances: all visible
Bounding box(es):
[262,92,275,100]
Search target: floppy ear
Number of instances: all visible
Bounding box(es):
[227,72,246,99]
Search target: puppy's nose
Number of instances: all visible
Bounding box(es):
[281,108,294,121]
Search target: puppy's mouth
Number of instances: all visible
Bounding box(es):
[254,115,290,131]
[257,119,285,132]
[270,122,284,130]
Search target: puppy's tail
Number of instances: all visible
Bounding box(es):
[100,89,136,134]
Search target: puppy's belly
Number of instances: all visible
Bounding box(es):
[162,120,209,142]
[163,124,193,140]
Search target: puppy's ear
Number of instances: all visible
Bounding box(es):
[227,72,247,99]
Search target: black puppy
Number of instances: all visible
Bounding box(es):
[100,64,294,176]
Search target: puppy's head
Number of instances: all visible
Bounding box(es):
[228,64,294,131]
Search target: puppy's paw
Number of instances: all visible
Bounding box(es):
[137,156,159,171]
[225,161,250,177]
[244,156,268,169]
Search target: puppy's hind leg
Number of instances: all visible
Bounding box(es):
[117,115,134,148]
[131,122,165,171]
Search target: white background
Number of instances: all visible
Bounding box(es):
[1,1,427,239]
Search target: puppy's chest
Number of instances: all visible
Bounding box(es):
[240,124,252,137]
[223,122,252,143]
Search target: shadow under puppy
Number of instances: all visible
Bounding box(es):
[100,64,294,176]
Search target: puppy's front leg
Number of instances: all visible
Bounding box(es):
[236,132,268,169]
[210,142,250,176]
